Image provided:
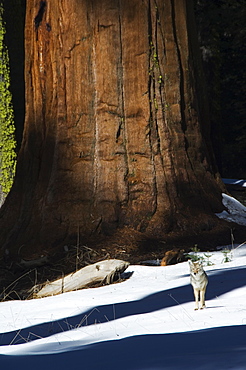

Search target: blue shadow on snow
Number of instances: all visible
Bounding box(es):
[0,266,245,346]
[0,325,246,369]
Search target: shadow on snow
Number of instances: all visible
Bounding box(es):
[0,266,245,346]
[1,325,246,369]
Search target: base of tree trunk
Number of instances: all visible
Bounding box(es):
[0,218,245,302]
[1,213,245,264]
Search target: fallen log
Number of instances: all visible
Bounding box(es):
[33,259,130,298]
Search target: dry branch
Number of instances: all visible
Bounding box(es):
[34,259,129,298]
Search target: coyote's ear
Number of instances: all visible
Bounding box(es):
[188,259,193,265]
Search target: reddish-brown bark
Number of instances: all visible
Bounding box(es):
[0,0,230,260]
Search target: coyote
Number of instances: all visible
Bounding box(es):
[189,260,208,310]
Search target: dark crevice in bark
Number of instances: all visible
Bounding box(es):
[63,64,68,124]
[150,1,182,219]
[97,21,113,31]
[146,0,159,218]
[92,63,99,204]
[149,3,170,171]
[170,0,186,133]
[148,3,160,156]
[115,121,122,142]
[153,2,166,159]
[117,3,125,133]
[118,1,129,206]
[34,1,47,30]
[89,5,99,204]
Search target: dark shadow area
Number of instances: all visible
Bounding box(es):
[1,325,246,369]
[0,266,245,346]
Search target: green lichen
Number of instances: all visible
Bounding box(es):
[0,4,16,203]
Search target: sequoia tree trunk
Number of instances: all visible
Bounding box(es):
[0,0,228,260]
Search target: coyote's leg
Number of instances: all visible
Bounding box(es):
[200,288,206,309]
[193,288,199,310]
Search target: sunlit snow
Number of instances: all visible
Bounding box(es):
[0,193,246,369]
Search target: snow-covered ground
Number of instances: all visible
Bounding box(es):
[0,194,246,369]
[216,193,246,226]
[222,178,246,188]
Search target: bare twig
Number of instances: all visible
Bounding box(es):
[234,241,246,251]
